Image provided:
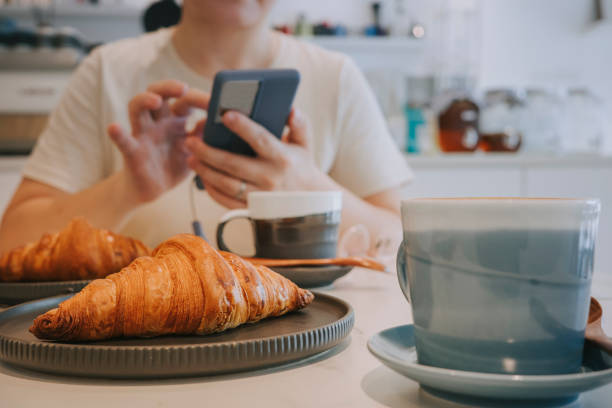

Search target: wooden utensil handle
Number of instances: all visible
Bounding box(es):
[239,255,387,272]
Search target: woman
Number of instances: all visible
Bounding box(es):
[0,0,412,255]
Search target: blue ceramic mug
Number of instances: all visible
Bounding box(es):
[397,198,600,375]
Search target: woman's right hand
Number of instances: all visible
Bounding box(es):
[107,80,207,204]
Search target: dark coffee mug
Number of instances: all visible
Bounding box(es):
[216,191,342,259]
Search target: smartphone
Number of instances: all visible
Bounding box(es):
[203,69,300,157]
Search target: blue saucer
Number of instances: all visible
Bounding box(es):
[368,325,612,407]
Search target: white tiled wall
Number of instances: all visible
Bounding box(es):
[479,0,612,112]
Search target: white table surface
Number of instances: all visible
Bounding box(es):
[0,268,611,408]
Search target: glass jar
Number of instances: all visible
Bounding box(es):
[478,89,523,153]
[521,89,563,153]
[562,89,605,154]
[436,92,479,152]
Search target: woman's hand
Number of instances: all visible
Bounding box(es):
[183,109,334,208]
[107,80,209,205]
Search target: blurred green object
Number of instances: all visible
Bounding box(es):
[294,14,313,37]
[404,106,425,153]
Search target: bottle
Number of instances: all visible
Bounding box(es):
[294,14,313,37]
[404,105,425,153]
[404,77,434,154]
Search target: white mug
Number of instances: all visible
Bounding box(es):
[216,191,342,259]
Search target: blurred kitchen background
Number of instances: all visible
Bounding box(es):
[1,0,612,274]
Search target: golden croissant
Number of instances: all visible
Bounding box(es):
[30,234,314,341]
[0,217,150,282]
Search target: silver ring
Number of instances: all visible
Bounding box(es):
[236,180,247,201]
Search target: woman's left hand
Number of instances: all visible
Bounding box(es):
[183,109,333,208]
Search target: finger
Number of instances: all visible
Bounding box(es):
[187,158,255,202]
[171,89,211,117]
[166,116,189,137]
[184,137,264,185]
[192,118,207,136]
[128,92,162,135]
[186,117,207,138]
[176,136,192,158]
[147,80,188,120]
[205,184,246,209]
[146,79,188,99]
[107,123,137,157]
[280,126,290,143]
[222,111,285,161]
[287,108,310,148]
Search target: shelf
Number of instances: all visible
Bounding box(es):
[0,4,143,18]
[405,153,612,169]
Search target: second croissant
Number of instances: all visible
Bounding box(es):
[0,217,150,282]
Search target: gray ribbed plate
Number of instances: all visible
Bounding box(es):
[0,291,353,378]
[271,265,353,288]
[0,280,91,305]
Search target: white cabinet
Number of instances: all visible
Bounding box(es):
[403,167,521,198]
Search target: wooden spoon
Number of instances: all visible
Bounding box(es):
[586,297,612,354]
[241,256,387,272]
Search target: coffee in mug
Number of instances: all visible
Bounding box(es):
[397,198,600,375]
[216,191,342,259]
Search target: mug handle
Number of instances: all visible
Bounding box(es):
[396,241,411,303]
[216,209,252,255]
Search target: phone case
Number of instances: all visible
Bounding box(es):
[203,69,300,157]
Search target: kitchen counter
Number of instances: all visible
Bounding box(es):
[406,153,612,169]
[0,268,611,408]
[0,155,27,170]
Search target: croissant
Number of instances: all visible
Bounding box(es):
[30,234,314,341]
[0,217,150,282]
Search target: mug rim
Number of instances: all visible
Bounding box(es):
[401,197,601,208]
[405,197,597,201]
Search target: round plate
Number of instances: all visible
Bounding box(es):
[0,280,91,305]
[271,265,353,288]
[368,325,612,407]
[0,291,353,379]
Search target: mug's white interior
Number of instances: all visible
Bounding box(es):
[247,191,342,219]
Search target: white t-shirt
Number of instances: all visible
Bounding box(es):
[23,29,412,250]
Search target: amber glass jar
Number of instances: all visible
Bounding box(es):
[437,98,479,152]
